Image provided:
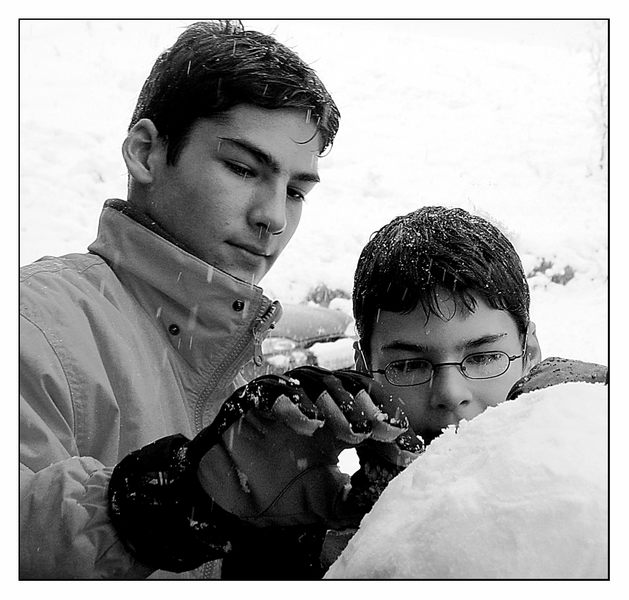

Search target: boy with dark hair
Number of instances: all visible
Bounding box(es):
[346,205,607,511]
[129,20,339,165]
[20,20,409,580]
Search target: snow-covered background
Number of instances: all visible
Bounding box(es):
[19,19,608,369]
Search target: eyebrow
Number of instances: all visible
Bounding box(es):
[458,333,508,350]
[217,136,320,183]
[381,333,509,354]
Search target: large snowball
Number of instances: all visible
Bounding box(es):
[326,382,608,579]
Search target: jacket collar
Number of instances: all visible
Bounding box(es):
[88,200,281,378]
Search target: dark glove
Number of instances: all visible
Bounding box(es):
[197,368,423,530]
[108,434,240,573]
[345,442,420,515]
[284,366,424,449]
[280,367,426,516]
[108,369,421,572]
[108,374,317,573]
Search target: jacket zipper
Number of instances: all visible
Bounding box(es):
[193,299,281,579]
[193,299,282,433]
[252,300,282,367]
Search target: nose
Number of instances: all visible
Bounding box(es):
[428,364,473,412]
[249,182,287,236]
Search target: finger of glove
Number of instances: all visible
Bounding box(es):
[244,376,301,412]
[269,394,325,436]
[351,389,405,442]
[285,366,334,399]
[288,367,373,435]
[332,371,412,442]
[356,428,425,470]
[316,390,371,445]
[250,380,322,422]
[320,375,376,435]
[334,370,411,431]
[394,428,426,457]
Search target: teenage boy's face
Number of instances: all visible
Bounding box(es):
[144,104,321,284]
[366,291,527,445]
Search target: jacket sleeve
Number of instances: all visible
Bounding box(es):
[19,315,152,579]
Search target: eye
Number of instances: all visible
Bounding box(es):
[467,352,503,365]
[386,358,432,386]
[389,358,431,376]
[287,187,306,202]
[225,161,256,179]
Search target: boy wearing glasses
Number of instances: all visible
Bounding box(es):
[345,205,607,512]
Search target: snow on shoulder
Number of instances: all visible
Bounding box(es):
[326,381,608,579]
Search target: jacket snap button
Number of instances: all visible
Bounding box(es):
[232,300,245,312]
[168,324,180,335]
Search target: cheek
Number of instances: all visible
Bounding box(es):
[381,383,429,424]
[184,174,240,222]
[481,375,520,408]
[177,161,233,200]
[289,201,303,226]
[281,203,303,243]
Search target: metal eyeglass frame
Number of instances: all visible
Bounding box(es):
[358,334,529,388]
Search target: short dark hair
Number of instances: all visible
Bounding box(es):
[353,206,530,346]
[130,20,340,164]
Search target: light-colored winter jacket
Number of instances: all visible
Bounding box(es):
[19,201,281,579]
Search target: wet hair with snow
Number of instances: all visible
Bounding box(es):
[129,20,340,164]
[353,206,530,347]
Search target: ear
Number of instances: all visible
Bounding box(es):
[121,118,163,185]
[523,321,542,373]
[353,340,369,373]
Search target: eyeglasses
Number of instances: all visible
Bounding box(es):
[370,349,526,387]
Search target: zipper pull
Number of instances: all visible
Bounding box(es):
[253,300,282,366]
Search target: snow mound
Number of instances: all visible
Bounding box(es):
[326,382,608,579]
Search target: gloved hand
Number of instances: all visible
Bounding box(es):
[108,434,240,573]
[108,368,421,572]
[197,367,423,529]
[507,357,608,400]
[108,374,315,573]
[313,365,428,515]
[345,441,423,515]
[283,366,422,448]
[281,367,426,516]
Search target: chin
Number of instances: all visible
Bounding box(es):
[223,264,264,284]
[237,262,270,285]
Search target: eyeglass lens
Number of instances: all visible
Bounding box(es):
[385,351,511,386]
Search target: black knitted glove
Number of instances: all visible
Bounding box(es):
[108,434,240,573]
[108,374,316,573]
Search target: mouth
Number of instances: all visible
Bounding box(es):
[227,242,272,259]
